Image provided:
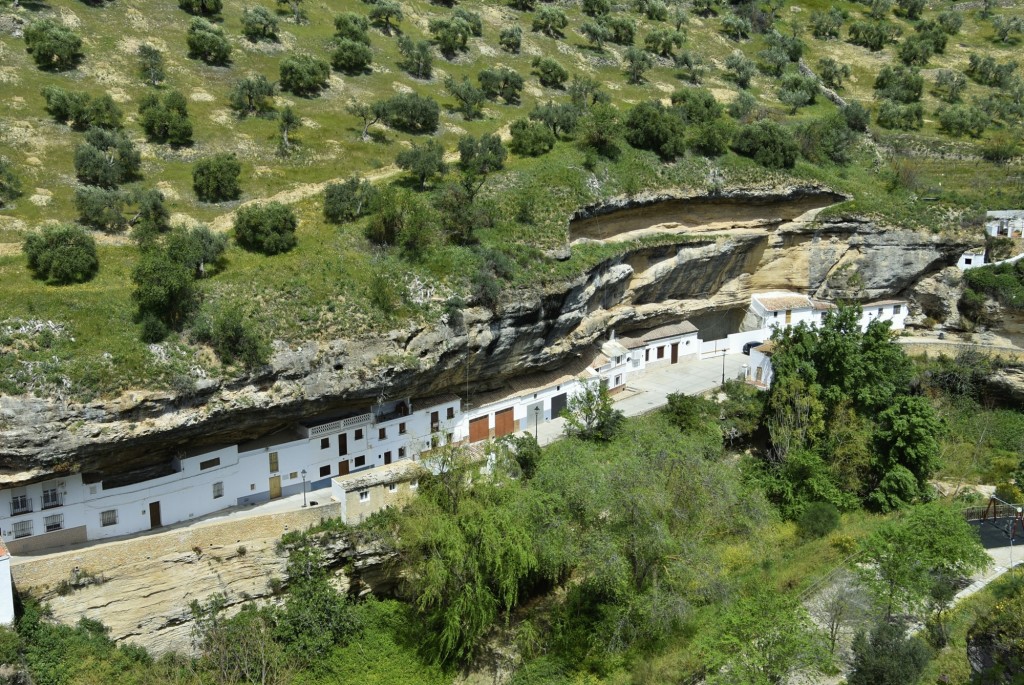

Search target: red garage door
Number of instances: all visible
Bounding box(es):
[469,416,489,443]
[494,408,515,437]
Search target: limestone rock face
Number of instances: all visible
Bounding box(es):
[0,193,976,483]
[910,266,965,326]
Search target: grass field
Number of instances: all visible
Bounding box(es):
[1,0,1024,398]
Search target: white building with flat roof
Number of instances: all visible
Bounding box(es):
[986,210,1024,238]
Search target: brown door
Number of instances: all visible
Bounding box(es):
[645,349,650,362]
[338,433,348,456]
[384,451,392,465]
[430,411,440,432]
[670,343,679,364]
[149,501,162,529]
[756,367,763,382]
[269,476,282,499]
[469,416,489,443]
[495,408,515,437]
[339,460,349,476]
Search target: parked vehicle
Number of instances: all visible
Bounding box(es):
[742,341,763,355]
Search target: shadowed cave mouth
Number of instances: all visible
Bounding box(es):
[569,189,847,243]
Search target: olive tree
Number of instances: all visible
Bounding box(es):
[229,75,275,116]
[186,18,232,65]
[24,19,83,71]
[137,44,166,86]
[24,224,99,285]
[241,6,278,41]
[193,153,241,202]
[233,202,298,254]
[74,129,141,187]
[279,54,330,96]
[0,158,22,208]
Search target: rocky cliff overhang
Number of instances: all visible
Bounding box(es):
[0,189,977,484]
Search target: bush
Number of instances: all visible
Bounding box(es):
[445,76,485,120]
[478,67,524,105]
[818,57,851,89]
[137,44,166,86]
[24,224,99,285]
[280,54,330,96]
[727,90,757,121]
[843,101,871,132]
[334,12,370,44]
[199,306,270,369]
[531,57,568,89]
[130,189,172,242]
[725,50,756,88]
[848,622,931,685]
[179,0,221,15]
[810,7,845,39]
[509,119,556,156]
[166,224,227,277]
[733,120,797,169]
[430,17,472,57]
[233,202,297,254]
[981,131,1021,162]
[324,177,377,223]
[241,6,278,41]
[396,36,433,79]
[797,112,856,164]
[499,26,522,53]
[193,154,241,202]
[186,18,231,65]
[41,87,122,130]
[778,72,818,112]
[24,19,83,71]
[624,101,686,159]
[624,46,653,84]
[874,65,923,103]
[132,247,199,340]
[531,6,568,38]
[396,140,447,189]
[937,104,989,138]
[332,39,372,74]
[876,100,923,130]
[139,90,193,145]
[74,129,141,187]
[896,34,933,67]
[529,101,579,137]
[966,53,1018,88]
[933,69,967,103]
[847,19,900,51]
[75,187,125,232]
[229,75,275,116]
[797,501,841,538]
[0,157,22,208]
[368,0,403,35]
[380,92,440,134]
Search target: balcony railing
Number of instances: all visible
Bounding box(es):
[10,498,32,516]
[42,492,64,510]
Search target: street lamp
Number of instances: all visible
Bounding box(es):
[301,469,307,508]
[721,349,727,388]
[534,405,540,441]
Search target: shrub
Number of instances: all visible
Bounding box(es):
[721,13,751,40]
[624,101,686,159]
[981,131,1021,162]
[241,6,278,41]
[624,46,653,84]
[689,119,734,157]
[41,87,121,131]
[74,129,141,187]
[509,119,556,156]
[603,15,635,45]
[444,76,485,119]
[937,11,963,36]
[843,101,871,132]
[499,26,522,53]
[279,54,330,96]
[818,57,851,89]
[532,6,568,38]
[233,202,298,254]
[166,224,227,277]
[139,90,193,145]
[132,247,199,340]
[204,307,270,369]
[229,75,275,115]
[809,7,845,39]
[396,36,433,79]
[778,72,818,112]
[396,139,447,189]
[733,120,797,169]
[724,50,755,88]
[179,0,222,15]
[897,34,934,67]
[380,93,439,134]
[727,90,757,120]
[137,44,166,86]
[0,157,22,208]
[332,39,372,74]
[334,13,370,44]
[847,19,900,51]
[24,224,99,285]
[429,17,472,57]
[966,53,1018,88]
[933,69,967,103]
[75,187,125,232]
[186,18,232,65]
[937,104,988,138]
[532,57,568,88]
[24,19,83,71]
[193,154,241,202]
[529,101,579,136]
[797,501,841,538]
[478,67,524,104]
[797,112,856,164]
[583,0,610,15]
[644,27,685,58]
[324,176,377,223]
[130,189,172,242]
[368,0,402,35]
[874,64,923,103]
[876,100,923,130]
[848,622,931,685]
[895,0,924,19]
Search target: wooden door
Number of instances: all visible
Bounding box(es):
[339,460,349,476]
[338,433,348,456]
[756,367,763,382]
[495,408,515,437]
[384,451,392,465]
[645,349,650,362]
[469,416,489,443]
[430,411,440,432]
[670,343,679,364]
[149,501,162,529]
[551,393,568,418]
[269,476,282,499]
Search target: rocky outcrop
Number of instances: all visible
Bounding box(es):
[0,191,978,483]
[909,266,966,327]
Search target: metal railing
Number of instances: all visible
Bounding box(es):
[10,498,32,516]
[41,492,64,510]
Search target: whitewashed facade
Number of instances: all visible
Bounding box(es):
[958,249,988,270]
[0,537,12,625]
[986,210,1024,238]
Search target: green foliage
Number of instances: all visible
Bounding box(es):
[186,17,232,65]
[529,101,579,137]
[41,86,122,130]
[164,223,225,277]
[332,38,372,75]
[602,15,636,45]
[644,27,685,58]
[498,25,522,53]
[365,186,439,252]
[580,19,611,51]
[897,34,934,66]
[847,19,900,51]
[937,10,963,35]
[966,581,1024,680]
[380,92,440,134]
[444,76,485,120]
[233,201,298,255]
[179,0,221,15]
[843,101,871,131]
[396,36,433,79]
[532,6,568,38]
[963,260,1024,311]
[368,0,403,35]
[966,53,1018,88]
[194,305,270,369]
[797,501,840,539]
[778,72,818,112]
[562,382,624,441]
[895,0,924,20]
[74,128,141,188]
[664,392,723,452]
[818,57,851,89]
[937,104,989,138]
[727,90,757,121]
[24,224,99,285]
[278,105,301,152]
[429,16,472,57]
[478,67,524,105]
[724,49,756,88]
[848,621,931,685]
[732,120,797,168]
[623,46,653,84]
[139,90,193,146]
[334,12,370,44]
[229,75,276,116]
[192,153,241,202]
[876,100,924,130]
[721,13,752,41]
[810,7,846,39]
[241,5,278,41]
[75,187,125,232]
[576,103,622,160]
[0,157,22,208]
[582,0,610,16]
[132,243,200,340]
[279,54,330,96]
[396,139,448,189]
[509,118,556,156]
[190,595,290,684]
[531,57,569,88]
[624,101,686,160]
[796,112,856,164]
[991,15,1024,44]
[458,133,507,188]
[933,69,967,103]
[874,64,923,103]
[324,176,377,223]
[24,18,83,71]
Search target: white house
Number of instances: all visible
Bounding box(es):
[619,321,701,370]
[748,292,818,331]
[747,341,775,388]
[0,536,13,626]
[858,300,908,331]
[958,249,988,270]
[986,210,1024,238]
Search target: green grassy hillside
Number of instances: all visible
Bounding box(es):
[0,0,1023,398]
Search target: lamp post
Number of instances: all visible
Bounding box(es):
[301,469,307,508]
[534,405,540,441]
[721,349,727,388]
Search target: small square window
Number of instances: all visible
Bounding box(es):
[319,465,330,477]
[289,471,298,480]
[354,455,366,467]
[894,304,902,314]
[44,514,63,532]
[100,509,118,527]
[379,427,386,440]
[358,490,369,502]
[355,429,363,440]
[250,483,256,491]
[447,407,455,419]
[388,483,397,493]
[320,437,330,449]
[199,457,220,470]
[398,447,406,458]
[213,482,224,499]
[399,422,406,435]
[877,308,883,315]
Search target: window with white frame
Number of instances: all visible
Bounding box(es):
[894,304,902,314]
[213,482,224,499]
[41,486,61,510]
[101,509,118,527]
[12,520,32,538]
[44,514,63,532]
[388,483,397,493]
[358,490,369,502]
